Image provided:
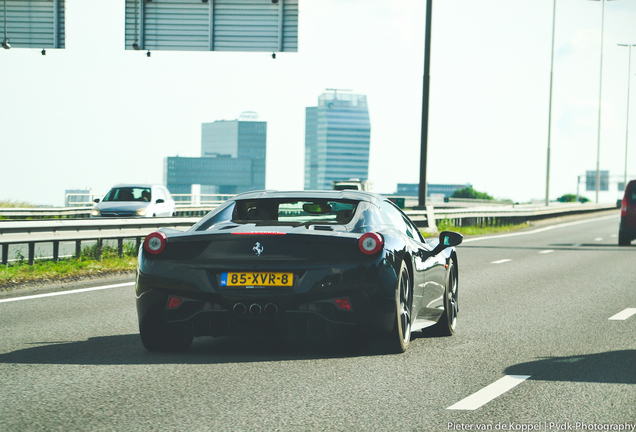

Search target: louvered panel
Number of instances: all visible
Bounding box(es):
[144,0,210,50]
[56,0,64,47]
[124,0,141,49]
[213,0,278,51]
[0,0,64,48]
[282,0,297,51]
[124,0,296,52]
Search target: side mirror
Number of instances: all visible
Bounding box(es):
[93,198,100,203]
[430,231,463,256]
[156,199,165,204]
[439,231,463,248]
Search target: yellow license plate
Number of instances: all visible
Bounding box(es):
[220,272,293,287]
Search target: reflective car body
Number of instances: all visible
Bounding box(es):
[619,180,636,246]
[135,190,462,353]
[91,184,175,218]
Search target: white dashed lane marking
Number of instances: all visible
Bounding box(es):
[491,259,512,264]
[0,282,135,304]
[594,237,603,242]
[539,250,554,254]
[608,308,636,321]
[447,375,531,410]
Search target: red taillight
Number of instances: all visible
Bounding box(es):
[334,298,352,311]
[358,232,384,255]
[621,197,627,218]
[144,231,167,255]
[167,296,182,309]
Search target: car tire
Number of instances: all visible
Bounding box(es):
[618,231,630,246]
[433,260,458,336]
[385,261,412,353]
[139,307,193,352]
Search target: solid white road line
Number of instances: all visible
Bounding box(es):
[539,250,554,254]
[447,375,531,410]
[608,308,636,321]
[594,237,603,242]
[491,259,512,264]
[0,282,135,304]
[462,214,617,243]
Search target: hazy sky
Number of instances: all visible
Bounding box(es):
[1,0,635,206]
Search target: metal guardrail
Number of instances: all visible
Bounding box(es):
[62,193,236,208]
[407,202,618,229]
[0,218,198,265]
[0,205,220,220]
[0,202,619,265]
[0,196,524,220]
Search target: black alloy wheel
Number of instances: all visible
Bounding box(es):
[434,260,458,336]
[387,262,413,353]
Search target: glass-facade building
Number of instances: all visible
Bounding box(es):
[165,119,266,195]
[304,92,371,190]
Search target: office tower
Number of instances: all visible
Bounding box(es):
[304,91,371,190]
[165,114,266,196]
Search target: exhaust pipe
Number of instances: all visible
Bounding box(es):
[264,303,278,315]
[233,303,247,316]
[249,303,262,315]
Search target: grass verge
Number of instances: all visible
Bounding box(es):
[0,244,137,290]
[422,219,531,238]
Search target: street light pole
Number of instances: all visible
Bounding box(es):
[593,0,608,203]
[618,43,635,189]
[418,0,433,209]
[590,0,617,202]
[545,0,557,206]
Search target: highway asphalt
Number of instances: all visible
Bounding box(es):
[0,213,634,431]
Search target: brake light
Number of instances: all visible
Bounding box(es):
[144,231,167,255]
[167,296,182,309]
[621,197,627,218]
[334,298,352,311]
[358,232,384,255]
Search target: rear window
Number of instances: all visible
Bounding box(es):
[102,187,151,202]
[233,199,358,225]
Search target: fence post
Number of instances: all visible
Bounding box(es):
[28,243,35,265]
[425,206,436,232]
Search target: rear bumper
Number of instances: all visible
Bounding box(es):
[135,259,399,340]
[136,286,396,340]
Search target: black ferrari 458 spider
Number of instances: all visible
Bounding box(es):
[136,190,462,353]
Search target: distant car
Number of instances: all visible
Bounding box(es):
[619,180,636,246]
[91,184,175,218]
[135,190,462,353]
[333,179,373,192]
